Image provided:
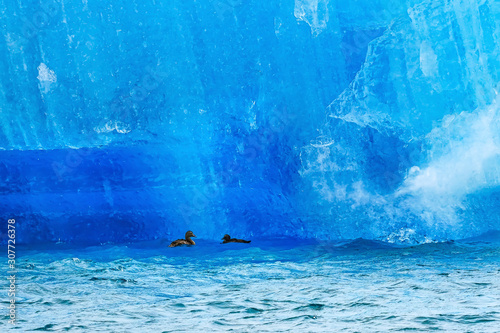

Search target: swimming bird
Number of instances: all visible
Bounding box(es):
[168,231,196,247]
[221,234,251,244]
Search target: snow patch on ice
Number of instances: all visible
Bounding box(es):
[294,0,329,37]
[95,120,132,134]
[37,63,57,93]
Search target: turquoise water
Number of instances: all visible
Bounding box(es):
[6,238,500,332]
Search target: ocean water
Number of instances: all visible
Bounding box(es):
[7,237,500,332]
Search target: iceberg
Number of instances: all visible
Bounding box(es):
[0,0,499,243]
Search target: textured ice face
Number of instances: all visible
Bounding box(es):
[304,0,500,240]
[0,0,499,243]
[331,0,500,136]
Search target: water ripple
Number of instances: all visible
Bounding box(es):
[12,240,500,332]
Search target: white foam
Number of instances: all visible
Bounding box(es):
[400,101,500,201]
[389,100,500,235]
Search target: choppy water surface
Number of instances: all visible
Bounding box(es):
[5,238,500,332]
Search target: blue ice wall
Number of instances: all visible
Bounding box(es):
[1,0,499,243]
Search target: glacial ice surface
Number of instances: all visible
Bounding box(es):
[0,0,499,243]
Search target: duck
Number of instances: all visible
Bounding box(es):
[168,231,196,247]
[221,234,251,244]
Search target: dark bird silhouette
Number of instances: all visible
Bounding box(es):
[221,234,251,244]
[169,231,196,247]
